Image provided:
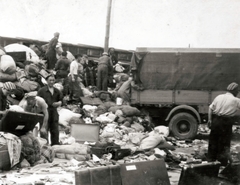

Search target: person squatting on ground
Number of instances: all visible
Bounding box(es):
[37,74,63,145]
[46,32,60,70]
[97,52,113,91]
[68,54,84,100]
[207,82,240,166]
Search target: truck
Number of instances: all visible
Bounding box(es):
[129,48,240,139]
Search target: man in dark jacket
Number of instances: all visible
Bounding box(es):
[208,82,240,166]
[46,32,60,70]
[38,74,63,145]
[97,52,112,91]
[55,51,71,79]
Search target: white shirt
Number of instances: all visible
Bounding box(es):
[209,92,240,116]
[69,60,83,76]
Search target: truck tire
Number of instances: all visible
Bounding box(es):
[169,112,198,139]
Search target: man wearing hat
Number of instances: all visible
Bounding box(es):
[97,52,113,91]
[19,91,49,141]
[0,82,17,112]
[207,82,240,166]
[46,32,60,70]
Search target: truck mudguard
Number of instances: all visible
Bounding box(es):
[165,105,201,123]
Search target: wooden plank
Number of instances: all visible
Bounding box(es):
[131,89,173,104]
[175,90,209,105]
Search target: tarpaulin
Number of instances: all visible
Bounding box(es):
[131,51,240,90]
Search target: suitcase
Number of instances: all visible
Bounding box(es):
[75,165,122,185]
[0,110,43,136]
[120,159,171,185]
[178,161,221,185]
[220,162,240,184]
[80,97,103,107]
[90,146,131,160]
[90,146,120,158]
[6,51,26,62]
[110,148,132,160]
[71,123,100,142]
[0,139,11,171]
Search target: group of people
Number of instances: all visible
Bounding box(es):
[0,74,62,146]
[0,32,123,146]
[44,32,119,101]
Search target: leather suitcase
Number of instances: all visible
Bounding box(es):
[0,140,11,171]
[90,146,131,160]
[71,123,100,142]
[75,165,122,185]
[80,97,103,106]
[110,148,131,160]
[178,161,221,185]
[6,51,26,62]
[90,146,120,158]
[120,159,171,185]
[0,110,43,136]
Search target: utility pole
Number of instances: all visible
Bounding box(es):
[104,0,112,53]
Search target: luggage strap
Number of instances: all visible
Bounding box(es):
[109,167,113,185]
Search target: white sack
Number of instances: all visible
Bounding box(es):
[0,55,16,74]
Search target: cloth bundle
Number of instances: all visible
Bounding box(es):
[53,143,90,161]
[0,132,22,168]
[20,132,41,166]
[0,55,16,74]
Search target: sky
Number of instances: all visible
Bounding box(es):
[0,0,240,50]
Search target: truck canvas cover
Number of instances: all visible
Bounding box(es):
[131,49,240,91]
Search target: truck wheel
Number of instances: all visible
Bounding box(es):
[169,112,198,139]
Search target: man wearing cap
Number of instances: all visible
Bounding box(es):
[97,52,112,91]
[25,64,44,87]
[46,32,60,70]
[0,82,17,112]
[19,91,49,141]
[207,82,240,166]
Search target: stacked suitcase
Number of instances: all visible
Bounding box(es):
[75,159,171,185]
[75,160,237,185]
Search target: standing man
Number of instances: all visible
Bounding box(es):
[108,47,118,66]
[81,54,88,66]
[207,82,240,166]
[38,74,62,145]
[97,52,112,91]
[0,82,17,111]
[46,32,60,70]
[69,54,84,100]
[55,51,71,79]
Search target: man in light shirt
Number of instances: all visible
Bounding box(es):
[207,82,240,166]
[69,54,84,100]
